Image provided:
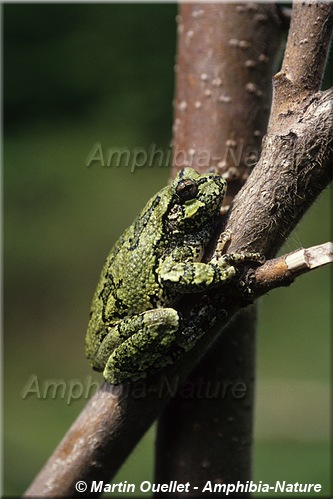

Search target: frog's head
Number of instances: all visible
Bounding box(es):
[165,167,227,231]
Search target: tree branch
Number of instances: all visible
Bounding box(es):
[223,86,333,258]
[269,1,333,134]
[253,242,333,294]
[171,3,283,203]
[155,3,283,493]
[25,2,333,497]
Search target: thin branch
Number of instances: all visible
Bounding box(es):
[253,242,333,294]
[287,242,333,271]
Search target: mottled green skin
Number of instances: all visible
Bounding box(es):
[86,168,261,384]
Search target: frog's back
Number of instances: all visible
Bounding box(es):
[89,188,170,332]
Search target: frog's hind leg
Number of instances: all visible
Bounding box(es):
[157,294,228,369]
[103,308,180,385]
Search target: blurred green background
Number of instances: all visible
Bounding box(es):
[3,4,330,497]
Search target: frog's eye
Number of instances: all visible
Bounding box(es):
[176,179,198,201]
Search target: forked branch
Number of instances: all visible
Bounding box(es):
[25,2,333,497]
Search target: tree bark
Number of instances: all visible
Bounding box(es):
[155,4,283,496]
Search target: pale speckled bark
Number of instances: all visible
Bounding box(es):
[171,3,282,205]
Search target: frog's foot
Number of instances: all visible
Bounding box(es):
[222,252,265,300]
[235,276,256,300]
[158,294,229,367]
[216,251,265,266]
[214,229,232,257]
[214,230,265,267]
[102,308,180,385]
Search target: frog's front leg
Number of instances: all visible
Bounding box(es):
[159,251,263,294]
[159,255,233,293]
[96,308,180,385]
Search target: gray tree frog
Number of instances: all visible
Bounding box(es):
[86,167,262,384]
